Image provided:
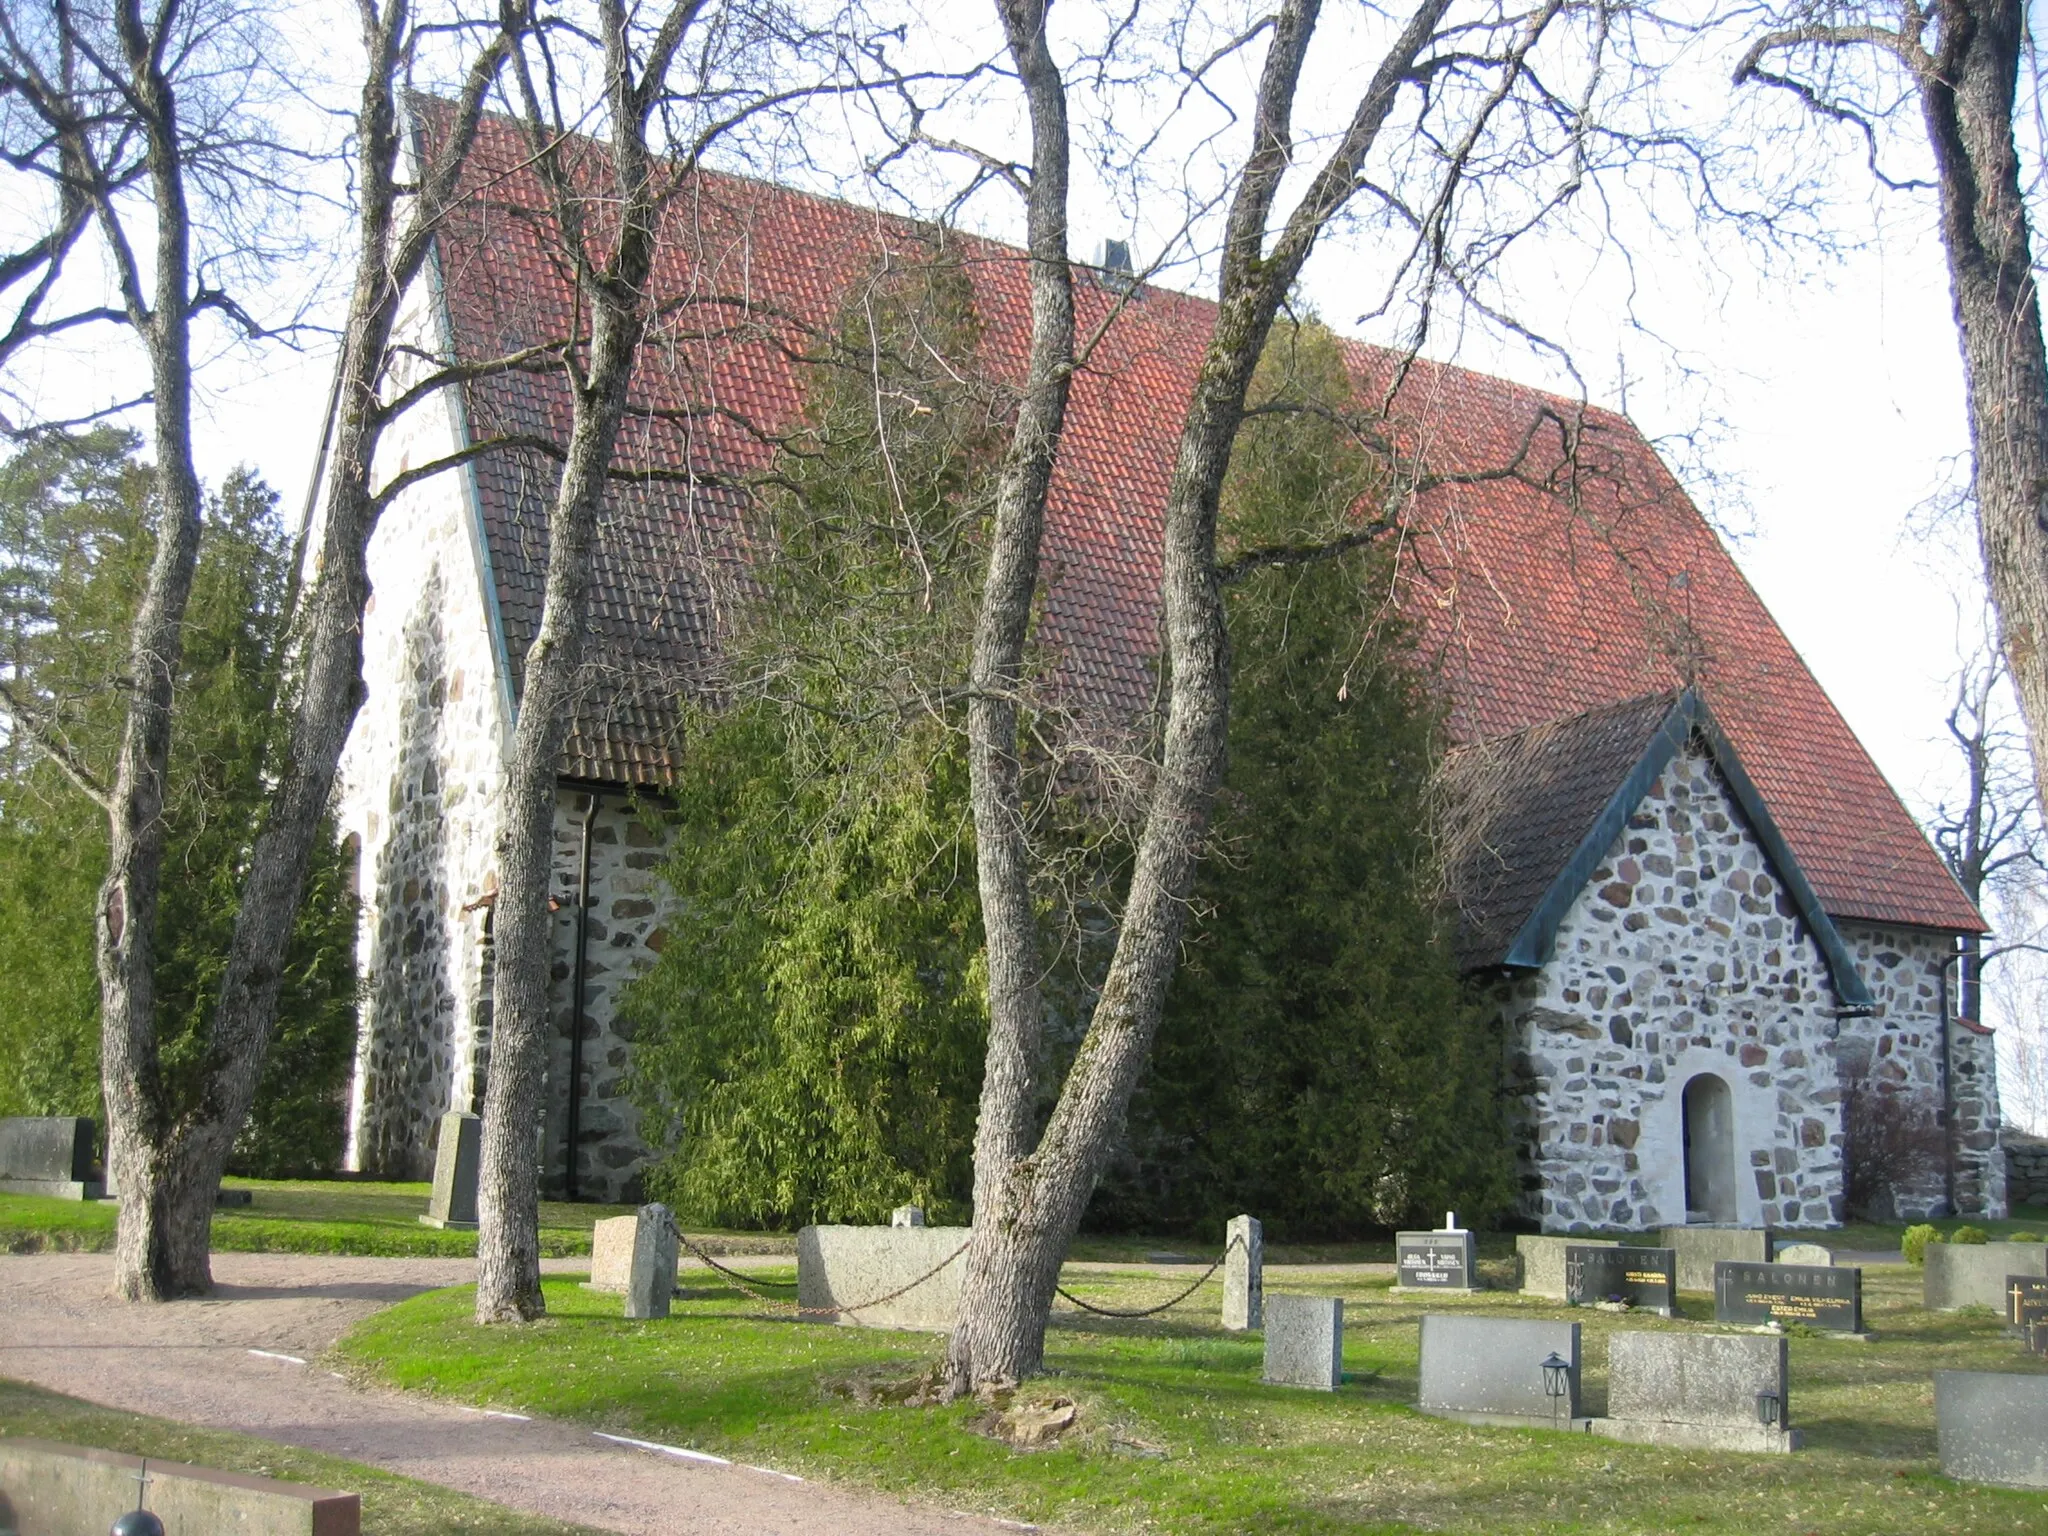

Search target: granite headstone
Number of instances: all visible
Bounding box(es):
[890,1204,926,1228]
[1396,1227,1477,1292]
[1567,1244,1678,1316]
[1516,1234,1618,1299]
[1657,1226,1773,1294]
[0,1116,99,1199]
[419,1111,480,1229]
[1925,1241,2048,1311]
[1600,1331,1799,1453]
[1262,1294,1341,1391]
[1714,1260,1864,1334]
[1417,1315,1581,1424]
[625,1203,680,1320]
[2005,1276,2048,1334]
[1936,1370,2048,1488]
[1223,1214,1263,1332]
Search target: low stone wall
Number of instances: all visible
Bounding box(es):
[796,1225,969,1332]
[2008,1135,2048,1210]
[0,1438,358,1535]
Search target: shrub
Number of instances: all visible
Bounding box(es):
[1902,1224,1944,1265]
[1951,1225,1991,1245]
[2006,1230,2044,1242]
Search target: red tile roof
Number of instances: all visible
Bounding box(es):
[420,105,1983,936]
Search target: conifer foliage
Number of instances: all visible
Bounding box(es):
[0,429,359,1174]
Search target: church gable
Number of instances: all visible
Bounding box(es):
[1497,741,1847,1231]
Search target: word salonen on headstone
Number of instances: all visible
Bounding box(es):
[1262,1294,1342,1391]
[1714,1261,1865,1335]
[1937,1371,2048,1489]
[418,1111,480,1230]
[0,1116,101,1200]
[1395,1212,1477,1293]
[1223,1214,1263,1332]
[1417,1315,1582,1428]
[1566,1245,1677,1317]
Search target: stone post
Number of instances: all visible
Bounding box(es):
[418,1112,480,1229]
[1223,1213,1263,1331]
[625,1202,680,1321]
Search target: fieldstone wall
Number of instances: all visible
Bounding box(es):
[339,329,510,1179]
[1499,748,1846,1232]
[2009,1134,2048,1210]
[1836,924,2005,1220]
[536,788,670,1204]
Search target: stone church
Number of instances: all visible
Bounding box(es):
[331,107,2001,1226]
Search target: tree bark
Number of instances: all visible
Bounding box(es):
[1917,0,2048,836]
[98,0,211,1301]
[114,9,522,1297]
[475,0,698,1323]
[945,0,1460,1390]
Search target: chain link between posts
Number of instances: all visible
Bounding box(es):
[656,1214,1241,1323]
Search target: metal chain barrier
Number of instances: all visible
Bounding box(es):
[663,1212,969,1320]
[1052,1234,1241,1319]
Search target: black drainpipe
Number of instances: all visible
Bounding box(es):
[1936,941,1962,1217]
[566,793,599,1201]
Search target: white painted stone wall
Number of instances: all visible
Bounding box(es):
[1499,749,1846,1231]
[336,293,512,1179]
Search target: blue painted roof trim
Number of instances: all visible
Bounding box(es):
[1501,688,1872,1009]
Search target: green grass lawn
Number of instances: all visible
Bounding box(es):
[335,1262,2048,1536]
[0,1377,604,1535]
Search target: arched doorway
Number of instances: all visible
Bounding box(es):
[1682,1073,1737,1223]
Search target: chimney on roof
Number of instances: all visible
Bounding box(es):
[1098,238,1136,294]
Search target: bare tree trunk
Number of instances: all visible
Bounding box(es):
[945,0,1462,1390]
[475,0,699,1323]
[97,0,210,1301]
[121,9,521,1295]
[1918,0,2048,833]
[947,0,1077,1392]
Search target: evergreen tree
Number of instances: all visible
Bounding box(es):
[0,429,359,1173]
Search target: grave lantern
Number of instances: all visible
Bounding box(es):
[1540,1351,1571,1427]
[1755,1389,1782,1428]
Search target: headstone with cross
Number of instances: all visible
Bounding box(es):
[2007,1276,2048,1337]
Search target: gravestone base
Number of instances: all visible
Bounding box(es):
[1590,1417,1801,1454]
[1418,1407,1597,1433]
[0,1178,102,1201]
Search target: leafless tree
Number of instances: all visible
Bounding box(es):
[0,0,532,1299]
[940,0,1629,1393]
[1737,0,2048,829]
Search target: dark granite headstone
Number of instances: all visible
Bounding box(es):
[0,1115,100,1198]
[1714,1260,1863,1333]
[2029,1321,2048,1358]
[1396,1229,1477,1291]
[2005,1276,2048,1335]
[1566,1244,1677,1316]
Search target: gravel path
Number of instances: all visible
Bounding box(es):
[0,1252,1032,1536]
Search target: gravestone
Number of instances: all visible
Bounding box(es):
[1773,1241,1834,1267]
[1222,1214,1262,1332]
[1417,1315,1581,1426]
[0,1436,359,1535]
[1261,1294,1341,1390]
[797,1224,969,1331]
[0,1116,100,1200]
[1567,1245,1678,1316]
[587,1213,637,1292]
[1936,1371,2048,1489]
[625,1203,680,1321]
[1658,1226,1772,1294]
[1395,1218,1478,1293]
[2005,1276,2048,1334]
[418,1111,479,1229]
[1925,1241,2048,1311]
[2030,1321,2048,1358]
[1516,1234,1617,1299]
[1599,1332,1798,1453]
[1714,1260,1864,1334]
[890,1204,925,1228]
